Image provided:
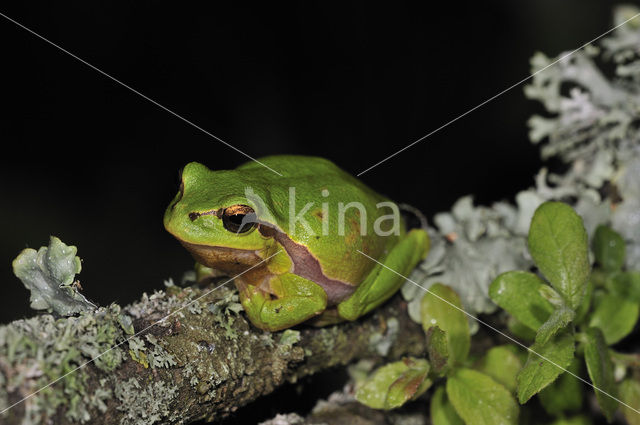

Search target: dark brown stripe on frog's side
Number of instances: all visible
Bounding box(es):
[259,225,356,305]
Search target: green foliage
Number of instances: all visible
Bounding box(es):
[354,7,640,421]
[517,331,575,403]
[593,224,626,272]
[446,368,519,425]
[476,345,522,393]
[607,271,640,302]
[588,293,639,345]
[582,328,617,421]
[489,271,555,331]
[487,202,640,423]
[430,386,464,425]
[538,358,583,415]
[421,283,470,365]
[506,316,536,341]
[619,378,640,425]
[358,202,640,424]
[355,357,431,410]
[425,326,449,376]
[535,306,575,345]
[488,203,585,404]
[527,202,590,310]
[574,278,593,324]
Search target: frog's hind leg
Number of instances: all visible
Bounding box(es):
[238,273,328,331]
[337,228,429,321]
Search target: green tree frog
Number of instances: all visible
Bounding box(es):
[164,155,429,331]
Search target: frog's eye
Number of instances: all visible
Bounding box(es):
[221,205,258,234]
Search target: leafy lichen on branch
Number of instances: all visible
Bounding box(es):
[0,276,425,425]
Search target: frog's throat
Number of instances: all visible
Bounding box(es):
[178,227,356,305]
[179,240,268,278]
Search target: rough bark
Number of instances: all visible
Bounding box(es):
[0,284,426,425]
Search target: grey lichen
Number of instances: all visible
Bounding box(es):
[12,236,96,316]
[402,197,531,321]
[128,336,148,368]
[279,329,301,347]
[145,335,177,369]
[114,378,178,425]
[368,317,399,357]
[208,289,243,340]
[402,6,640,331]
[0,304,127,424]
[523,4,640,271]
[88,385,112,414]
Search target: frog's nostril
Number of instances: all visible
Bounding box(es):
[189,212,200,221]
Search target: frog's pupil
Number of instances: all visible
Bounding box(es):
[229,214,244,225]
[222,207,257,234]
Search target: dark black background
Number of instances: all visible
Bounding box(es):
[0,2,630,421]
[1,0,620,322]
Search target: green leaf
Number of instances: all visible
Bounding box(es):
[476,345,523,393]
[517,330,575,403]
[539,357,583,415]
[574,277,594,324]
[592,225,626,272]
[421,284,470,364]
[535,306,575,345]
[528,202,590,309]
[619,378,640,425]
[489,271,555,331]
[446,368,519,425]
[430,386,464,425]
[588,293,639,345]
[355,357,431,410]
[426,326,449,376]
[583,327,617,421]
[607,271,640,303]
[507,316,536,341]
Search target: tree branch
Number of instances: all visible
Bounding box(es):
[0,285,426,425]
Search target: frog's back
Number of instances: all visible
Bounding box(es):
[237,155,402,286]
[239,155,383,199]
[237,155,347,178]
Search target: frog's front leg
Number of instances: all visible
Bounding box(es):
[337,228,429,321]
[238,273,328,331]
[194,262,226,284]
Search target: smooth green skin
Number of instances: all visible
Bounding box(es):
[164,155,429,331]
